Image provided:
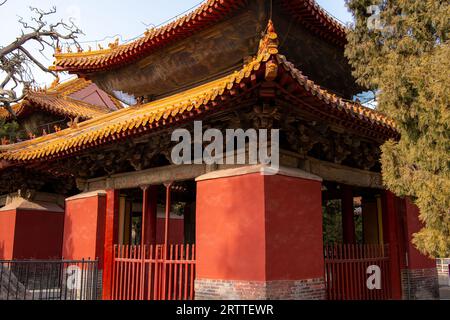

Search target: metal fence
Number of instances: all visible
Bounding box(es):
[112,244,196,300]
[436,258,450,276]
[0,259,99,300]
[324,244,391,300]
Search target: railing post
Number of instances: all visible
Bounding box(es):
[161,182,173,300]
[139,186,148,300]
[139,185,157,300]
[0,260,99,301]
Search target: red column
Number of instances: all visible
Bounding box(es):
[142,185,158,245]
[342,185,356,244]
[195,166,326,300]
[382,190,402,300]
[400,198,439,299]
[163,183,172,247]
[102,189,119,300]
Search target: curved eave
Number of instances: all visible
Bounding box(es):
[0,103,28,120]
[0,54,270,163]
[22,92,111,120]
[275,54,398,139]
[1,52,397,166]
[0,78,116,121]
[282,0,347,46]
[53,0,348,74]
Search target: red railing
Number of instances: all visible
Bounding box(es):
[324,244,391,300]
[112,244,195,300]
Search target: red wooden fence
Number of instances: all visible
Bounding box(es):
[324,244,391,300]
[112,244,195,300]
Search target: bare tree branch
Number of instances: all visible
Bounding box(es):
[18,46,56,76]
[0,5,83,117]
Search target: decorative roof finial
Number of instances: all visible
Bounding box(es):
[50,75,60,89]
[267,19,276,34]
[258,20,279,81]
[1,137,9,145]
[145,27,155,36]
[108,38,120,49]
[68,116,80,129]
[258,19,279,56]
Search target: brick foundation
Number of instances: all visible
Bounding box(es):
[401,268,439,300]
[97,270,103,300]
[195,278,326,300]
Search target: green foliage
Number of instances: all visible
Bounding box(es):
[0,119,19,142]
[345,0,450,257]
[323,199,363,245]
[323,200,343,244]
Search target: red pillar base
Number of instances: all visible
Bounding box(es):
[195,165,326,300]
[0,196,64,260]
[195,278,326,300]
[401,269,440,300]
[400,199,440,300]
[63,190,108,300]
[63,190,107,261]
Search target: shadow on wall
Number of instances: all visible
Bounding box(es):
[0,241,4,260]
[62,208,75,261]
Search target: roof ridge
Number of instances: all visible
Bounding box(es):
[0,103,27,120]
[274,54,396,129]
[0,23,396,162]
[52,0,348,73]
[23,91,111,119]
[48,77,92,96]
[52,0,242,63]
[0,44,272,158]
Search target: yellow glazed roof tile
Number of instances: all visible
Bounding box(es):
[0,77,121,121]
[0,55,269,161]
[0,24,396,163]
[52,0,347,73]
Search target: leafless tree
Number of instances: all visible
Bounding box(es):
[0,0,82,117]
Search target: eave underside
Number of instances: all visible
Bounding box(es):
[0,44,397,194]
[53,0,347,73]
[53,0,359,100]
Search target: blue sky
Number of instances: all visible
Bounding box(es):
[0,1,353,86]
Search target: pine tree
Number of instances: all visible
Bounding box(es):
[0,119,19,143]
[345,0,450,257]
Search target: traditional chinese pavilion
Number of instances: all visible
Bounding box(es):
[0,77,122,142]
[0,0,439,300]
[0,77,121,260]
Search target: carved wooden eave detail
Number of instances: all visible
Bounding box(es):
[0,20,397,194]
[281,116,383,172]
[73,152,384,193]
[45,133,176,180]
[0,167,74,195]
[52,0,356,99]
[249,104,281,130]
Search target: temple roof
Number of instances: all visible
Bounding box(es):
[52,0,347,74]
[0,78,123,121]
[0,23,396,164]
